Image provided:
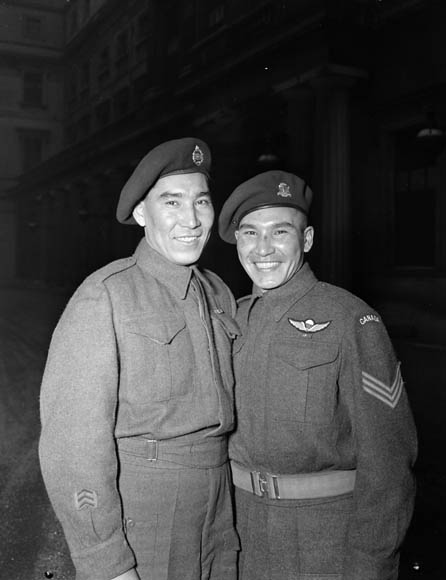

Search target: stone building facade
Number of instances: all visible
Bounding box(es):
[0,0,64,279]
[9,0,446,347]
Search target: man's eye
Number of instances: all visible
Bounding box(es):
[166,200,179,206]
[242,230,257,236]
[196,198,212,206]
[274,229,288,235]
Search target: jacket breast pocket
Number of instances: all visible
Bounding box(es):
[124,314,194,403]
[268,341,339,424]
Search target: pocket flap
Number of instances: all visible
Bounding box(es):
[278,342,339,370]
[125,314,186,345]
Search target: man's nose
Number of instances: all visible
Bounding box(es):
[181,205,200,228]
[256,235,274,255]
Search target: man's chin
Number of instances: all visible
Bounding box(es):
[171,249,203,266]
[252,278,283,291]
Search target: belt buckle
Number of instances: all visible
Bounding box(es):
[145,438,158,461]
[250,470,279,499]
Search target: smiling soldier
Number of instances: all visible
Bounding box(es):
[39,138,240,580]
[218,170,417,580]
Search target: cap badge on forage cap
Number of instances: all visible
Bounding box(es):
[277,182,291,197]
[192,145,204,166]
[116,137,211,225]
[218,169,313,244]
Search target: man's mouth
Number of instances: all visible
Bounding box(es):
[254,261,281,270]
[175,235,201,244]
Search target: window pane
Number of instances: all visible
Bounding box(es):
[394,185,435,267]
[395,170,409,192]
[23,72,43,106]
[394,130,437,268]
[21,133,44,170]
[23,16,42,40]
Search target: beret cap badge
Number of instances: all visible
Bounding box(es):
[192,145,204,166]
[218,170,313,244]
[116,137,211,225]
[277,182,291,197]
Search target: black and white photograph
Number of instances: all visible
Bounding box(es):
[0,1,445,579]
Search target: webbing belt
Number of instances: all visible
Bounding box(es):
[231,461,356,500]
[117,435,227,468]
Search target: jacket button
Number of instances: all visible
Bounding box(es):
[126,518,135,528]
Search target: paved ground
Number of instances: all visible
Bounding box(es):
[0,282,445,579]
[0,285,74,580]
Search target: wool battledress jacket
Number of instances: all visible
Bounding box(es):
[229,262,417,580]
[39,238,239,580]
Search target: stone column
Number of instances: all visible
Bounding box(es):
[305,64,367,289]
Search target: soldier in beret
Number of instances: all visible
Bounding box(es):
[218,170,417,580]
[39,138,240,580]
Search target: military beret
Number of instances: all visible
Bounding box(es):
[117,137,211,224]
[218,170,313,243]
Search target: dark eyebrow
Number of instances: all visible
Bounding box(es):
[158,192,182,198]
[272,221,295,228]
[239,221,295,229]
[158,190,211,199]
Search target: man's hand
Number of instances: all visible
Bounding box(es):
[111,569,140,580]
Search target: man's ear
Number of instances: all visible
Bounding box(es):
[132,202,146,227]
[303,226,314,253]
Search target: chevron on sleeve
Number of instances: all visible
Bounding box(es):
[361,363,403,409]
[74,488,98,510]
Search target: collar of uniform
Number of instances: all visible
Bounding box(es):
[253,262,318,322]
[244,285,264,320]
[191,265,214,296]
[237,291,258,327]
[134,238,193,300]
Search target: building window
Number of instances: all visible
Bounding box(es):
[78,114,90,139]
[66,122,77,145]
[115,31,129,72]
[80,61,90,97]
[133,74,148,106]
[82,0,90,22]
[209,4,225,28]
[23,16,42,40]
[96,100,110,128]
[23,71,43,107]
[136,10,150,43]
[98,47,110,84]
[67,66,78,104]
[69,7,78,36]
[114,87,130,118]
[393,132,436,268]
[20,130,46,170]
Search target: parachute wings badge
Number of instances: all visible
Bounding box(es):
[288,318,331,333]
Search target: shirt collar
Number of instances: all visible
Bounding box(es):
[134,238,193,300]
[251,262,318,322]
